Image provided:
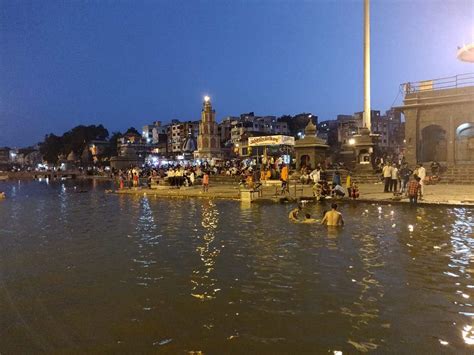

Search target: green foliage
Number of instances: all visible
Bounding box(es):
[39,124,110,164]
[40,134,62,164]
[101,131,122,158]
[278,113,312,136]
[124,127,140,135]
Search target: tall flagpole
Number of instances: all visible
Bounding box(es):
[363,0,371,131]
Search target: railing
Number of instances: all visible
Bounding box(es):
[400,73,474,94]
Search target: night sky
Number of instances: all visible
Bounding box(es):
[1,0,473,147]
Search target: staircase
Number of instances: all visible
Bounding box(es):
[437,165,474,184]
[317,169,381,184]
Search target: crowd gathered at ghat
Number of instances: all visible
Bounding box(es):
[111,153,436,207]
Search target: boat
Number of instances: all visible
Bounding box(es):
[0,175,8,181]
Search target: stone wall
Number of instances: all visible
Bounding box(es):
[402,86,474,166]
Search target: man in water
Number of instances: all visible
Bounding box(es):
[302,213,318,223]
[289,205,302,222]
[321,203,344,226]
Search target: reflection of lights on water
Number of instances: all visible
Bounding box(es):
[462,325,474,345]
[408,224,414,232]
[191,201,221,300]
[439,339,449,346]
[377,207,382,213]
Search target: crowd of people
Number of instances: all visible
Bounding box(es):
[381,162,427,204]
[112,154,439,206]
[112,157,292,192]
[298,165,360,201]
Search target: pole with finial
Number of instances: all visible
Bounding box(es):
[363,0,371,132]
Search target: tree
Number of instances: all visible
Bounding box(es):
[125,127,140,135]
[40,134,62,164]
[101,131,122,158]
[278,114,312,136]
[61,125,109,156]
[39,124,111,166]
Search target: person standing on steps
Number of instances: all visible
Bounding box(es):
[382,163,392,193]
[280,163,289,195]
[416,163,426,200]
[390,163,399,193]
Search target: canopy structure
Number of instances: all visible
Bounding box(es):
[457,43,474,63]
[248,135,295,147]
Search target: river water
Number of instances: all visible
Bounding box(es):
[0,180,473,353]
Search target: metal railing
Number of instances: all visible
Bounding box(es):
[400,73,474,94]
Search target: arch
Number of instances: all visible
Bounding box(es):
[210,138,216,148]
[203,137,209,149]
[420,125,447,162]
[300,155,310,168]
[455,123,474,163]
[204,125,209,135]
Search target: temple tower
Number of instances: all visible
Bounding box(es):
[196,96,222,159]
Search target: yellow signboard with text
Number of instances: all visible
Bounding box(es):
[248,135,295,147]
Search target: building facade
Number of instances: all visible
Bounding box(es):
[230,114,289,144]
[398,75,474,166]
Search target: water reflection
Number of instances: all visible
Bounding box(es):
[132,197,160,285]
[2,181,474,353]
[344,205,386,352]
[190,200,221,300]
[448,208,474,345]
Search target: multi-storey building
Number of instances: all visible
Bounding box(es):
[353,109,403,152]
[218,116,236,147]
[142,121,167,144]
[317,120,338,147]
[230,114,289,144]
[0,147,11,165]
[167,120,200,155]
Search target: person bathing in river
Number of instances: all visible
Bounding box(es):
[302,213,318,223]
[321,203,344,227]
[288,205,302,222]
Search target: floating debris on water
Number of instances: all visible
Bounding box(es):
[153,338,172,346]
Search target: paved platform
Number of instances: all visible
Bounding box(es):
[112,182,474,206]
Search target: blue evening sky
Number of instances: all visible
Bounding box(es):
[1,0,473,147]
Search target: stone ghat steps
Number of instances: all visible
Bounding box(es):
[352,174,383,184]
[325,169,381,184]
[433,166,474,184]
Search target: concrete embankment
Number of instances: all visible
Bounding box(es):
[111,183,474,207]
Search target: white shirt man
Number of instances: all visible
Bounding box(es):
[309,168,321,184]
[383,164,392,178]
[417,164,426,197]
[382,164,392,192]
[390,164,399,192]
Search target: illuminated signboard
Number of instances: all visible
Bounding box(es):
[248,135,295,147]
